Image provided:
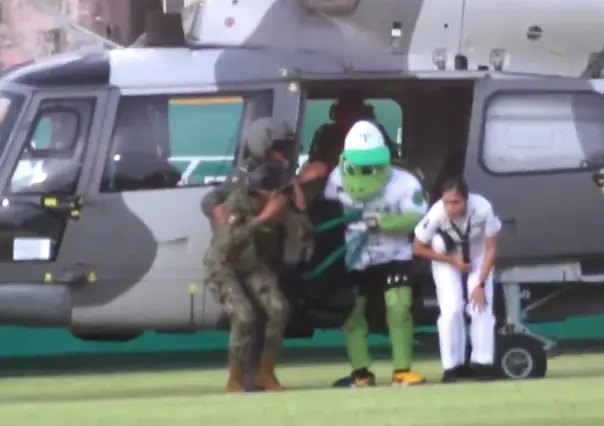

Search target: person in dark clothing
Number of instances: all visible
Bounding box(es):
[308,91,400,170]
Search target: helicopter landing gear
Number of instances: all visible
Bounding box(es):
[495,280,555,380]
[495,333,547,379]
[500,282,557,352]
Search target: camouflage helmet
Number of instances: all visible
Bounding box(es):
[244,117,293,159]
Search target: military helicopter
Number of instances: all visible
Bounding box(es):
[2,0,604,382]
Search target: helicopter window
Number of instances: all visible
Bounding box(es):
[8,99,94,195]
[168,96,242,186]
[482,93,604,174]
[28,110,78,152]
[100,94,244,192]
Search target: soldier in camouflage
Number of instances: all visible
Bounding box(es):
[201,117,316,393]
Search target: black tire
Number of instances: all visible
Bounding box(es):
[495,333,547,380]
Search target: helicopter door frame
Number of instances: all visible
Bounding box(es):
[274,80,302,175]
[0,87,110,295]
[464,76,604,265]
[0,82,34,166]
[0,88,110,191]
[234,81,301,174]
[64,82,293,330]
[234,86,278,165]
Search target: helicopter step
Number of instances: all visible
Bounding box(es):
[0,284,70,326]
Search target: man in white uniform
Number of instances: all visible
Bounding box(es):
[413,177,501,382]
[324,120,428,387]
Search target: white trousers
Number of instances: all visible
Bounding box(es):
[431,235,496,370]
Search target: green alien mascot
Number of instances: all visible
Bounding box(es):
[323,119,428,387]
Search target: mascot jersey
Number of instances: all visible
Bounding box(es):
[323,129,427,270]
[323,119,428,387]
[324,166,426,268]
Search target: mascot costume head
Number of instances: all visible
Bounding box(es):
[339,120,391,201]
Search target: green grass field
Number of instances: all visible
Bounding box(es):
[0,354,603,425]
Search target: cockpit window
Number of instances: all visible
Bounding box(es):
[27,109,79,153]
[9,98,94,195]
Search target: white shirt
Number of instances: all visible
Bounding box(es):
[414,193,501,261]
[324,168,428,270]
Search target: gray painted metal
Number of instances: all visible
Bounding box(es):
[464,78,604,264]
[188,0,604,77]
[0,284,71,326]
[67,85,276,330]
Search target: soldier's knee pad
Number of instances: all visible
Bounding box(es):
[263,294,289,321]
[233,304,257,327]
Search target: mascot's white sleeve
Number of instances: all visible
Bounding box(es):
[376,174,428,232]
[397,177,429,215]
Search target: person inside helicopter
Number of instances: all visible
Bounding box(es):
[11,110,82,194]
[308,91,400,170]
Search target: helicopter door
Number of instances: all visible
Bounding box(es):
[464,77,604,264]
[0,89,108,325]
[66,89,274,331]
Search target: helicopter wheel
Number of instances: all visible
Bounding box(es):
[495,333,547,380]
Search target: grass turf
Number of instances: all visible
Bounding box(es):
[0,354,604,425]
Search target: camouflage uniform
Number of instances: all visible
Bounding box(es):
[201,118,309,392]
[203,169,290,367]
[282,207,314,265]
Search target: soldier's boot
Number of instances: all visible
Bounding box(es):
[255,353,284,391]
[226,361,245,393]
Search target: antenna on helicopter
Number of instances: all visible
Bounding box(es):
[390,21,403,54]
[582,50,604,78]
[489,49,508,71]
